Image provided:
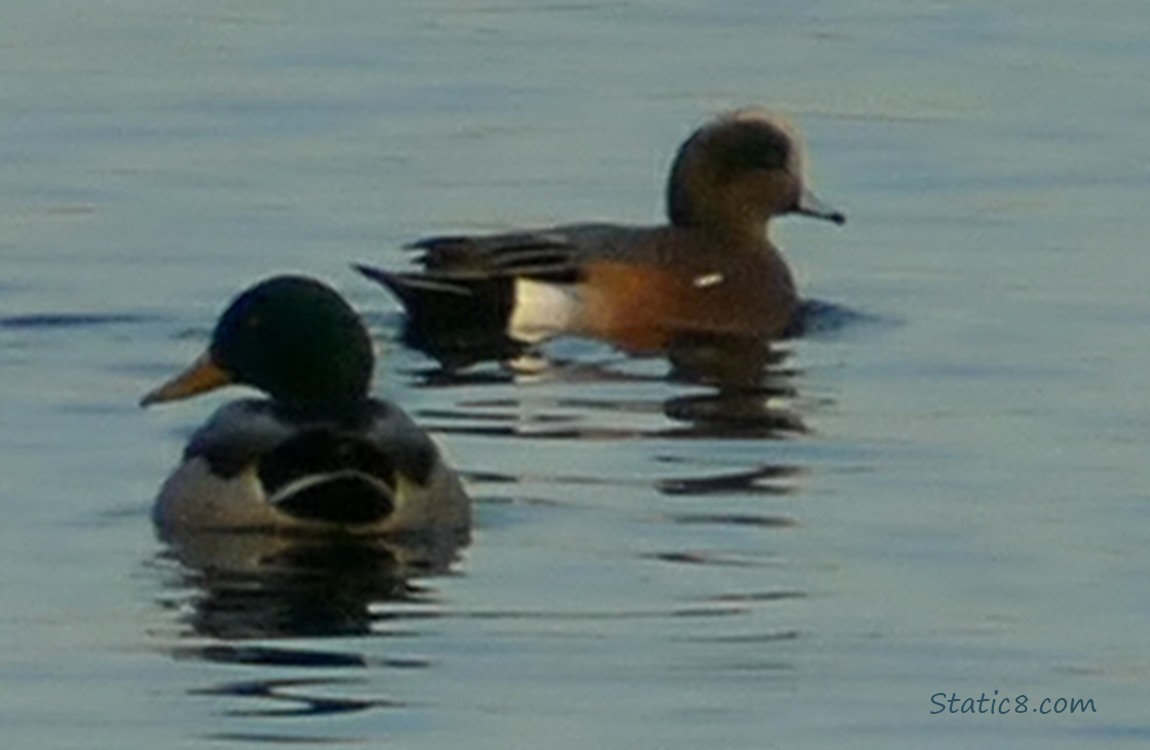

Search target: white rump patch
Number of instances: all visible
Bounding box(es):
[508,279,580,343]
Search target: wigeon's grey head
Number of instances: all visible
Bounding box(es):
[667,108,844,231]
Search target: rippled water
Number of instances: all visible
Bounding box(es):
[3,2,1149,748]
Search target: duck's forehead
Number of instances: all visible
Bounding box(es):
[212,289,257,345]
[215,279,286,335]
[218,277,353,331]
[708,119,794,172]
[709,109,805,173]
[726,107,796,134]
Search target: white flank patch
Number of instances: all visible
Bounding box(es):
[693,272,725,288]
[508,279,580,343]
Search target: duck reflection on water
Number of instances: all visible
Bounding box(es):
[398,325,815,440]
[156,527,464,641]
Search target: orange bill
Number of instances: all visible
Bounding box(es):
[140,350,232,407]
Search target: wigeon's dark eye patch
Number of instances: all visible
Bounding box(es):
[717,123,791,173]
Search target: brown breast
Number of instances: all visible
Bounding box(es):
[577,256,797,353]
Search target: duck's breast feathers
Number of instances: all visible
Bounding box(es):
[183,399,297,478]
[182,398,443,485]
[161,398,463,533]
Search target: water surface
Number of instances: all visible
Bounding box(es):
[2,2,1149,748]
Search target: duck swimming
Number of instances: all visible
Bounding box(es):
[141,275,469,535]
[355,108,844,359]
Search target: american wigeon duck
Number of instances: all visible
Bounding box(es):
[141,275,469,535]
[355,108,844,358]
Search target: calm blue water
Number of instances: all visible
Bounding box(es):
[3,2,1149,748]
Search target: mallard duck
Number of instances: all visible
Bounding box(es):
[142,275,469,536]
[355,108,844,358]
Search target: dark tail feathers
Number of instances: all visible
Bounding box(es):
[354,263,524,365]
